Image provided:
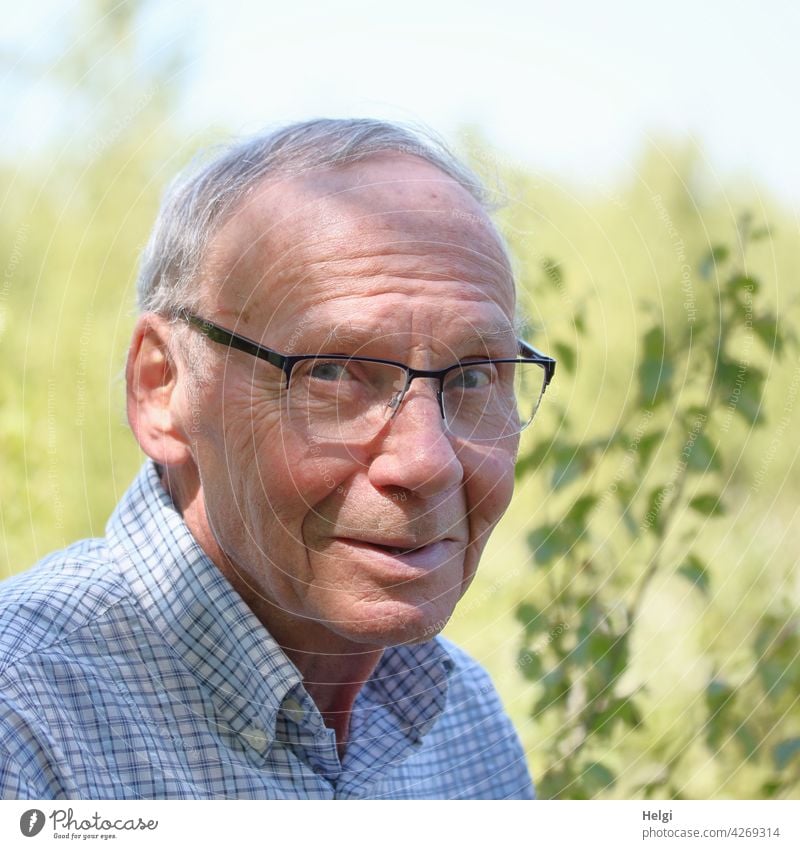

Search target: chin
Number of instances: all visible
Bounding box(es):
[331,597,456,648]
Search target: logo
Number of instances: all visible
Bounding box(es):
[19,809,45,837]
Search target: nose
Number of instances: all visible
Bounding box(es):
[367,384,464,498]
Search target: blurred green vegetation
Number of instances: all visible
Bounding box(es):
[2,0,798,800]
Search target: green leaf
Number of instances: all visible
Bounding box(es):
[565,494,598,528]
[677,553,711,595]
[685,433,721,473]
[705,679,736,749]
[528,525,572,566]
[750,226,772,242]
[551,445,590,491]
[537,767,574,800]
[716,359,766,423]
[726,273,760,296]
[689,493,726,516]
[542,257,563,286]
[752,315,784,355]
[553,341,576,373]
[581,762,616,797]
[587,696,642,736]
[706,679,735,714]
[773,737,800,770]
[515,602,543,635]
[735,723,759,760]
[699,245,730,279]
[515,440,551,479]
[638,326,674,407]
[637,431,663,470]
[643,485,670,533]
[516,647,545,681]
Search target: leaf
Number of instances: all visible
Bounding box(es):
[716,358,759,422]
[537,767,574,800]
[515,602,543,634]
[528,525,572,566]
[705,679,736,749]
[516,647,545,681]
[643,485,670,533]
[689,493,726,516]
[726,273,760,296]
[750,226,772,242]
[699,244,730,280]
[773,737,800,770]
[565,494,598,529]
[735,723,759,760]
[752,314,784,355]
[515,440,552,479]
[678,553,711,595]
[533,665,570,715]
[587,696,643,736]
[581,762,616,797]
[542,257,563,286]
[551,444,590,491]
[685,433,721,473]
[553,341,576,373]
[637,431,663,470]
[638,326,674,407]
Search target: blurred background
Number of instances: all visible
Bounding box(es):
[1,0,798,798]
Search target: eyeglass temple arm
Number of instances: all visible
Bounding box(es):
[178,309,291,376]
[518,339,557,386]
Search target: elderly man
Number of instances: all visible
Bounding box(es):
[0,119,554,799]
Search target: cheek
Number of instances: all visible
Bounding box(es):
[463,446,517,540]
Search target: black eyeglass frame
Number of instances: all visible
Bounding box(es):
[176,308,556,426]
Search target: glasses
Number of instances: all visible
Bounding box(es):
[177,309,556,442]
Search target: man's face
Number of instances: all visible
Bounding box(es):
[180,154,518,649]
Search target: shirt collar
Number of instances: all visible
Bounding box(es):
[105,461,454,750]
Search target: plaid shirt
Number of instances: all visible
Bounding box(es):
[0,462,534,799]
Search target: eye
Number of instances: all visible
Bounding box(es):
[307,360,353,381]
[446,363,494,390]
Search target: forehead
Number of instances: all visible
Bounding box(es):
[202,153,516,342]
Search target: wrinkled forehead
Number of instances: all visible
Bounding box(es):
[201,154,516,326]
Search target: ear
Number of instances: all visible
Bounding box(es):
[126,313,194,468]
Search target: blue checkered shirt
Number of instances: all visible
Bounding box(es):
[0,462,534,799]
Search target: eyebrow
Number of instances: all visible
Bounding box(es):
[309,322,518,353]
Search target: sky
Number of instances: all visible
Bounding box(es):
[3,0,799,208]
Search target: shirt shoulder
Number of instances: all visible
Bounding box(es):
[0,538,129,672]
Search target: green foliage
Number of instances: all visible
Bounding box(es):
[514,216,800,799]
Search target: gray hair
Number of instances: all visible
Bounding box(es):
[136,118,503,315]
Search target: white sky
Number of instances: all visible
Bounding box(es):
[3,0,799,207]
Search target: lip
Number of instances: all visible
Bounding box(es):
[332,537,461,574]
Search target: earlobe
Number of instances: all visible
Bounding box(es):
[126,314,194,468]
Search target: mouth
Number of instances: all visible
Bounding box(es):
[333,537,459,570]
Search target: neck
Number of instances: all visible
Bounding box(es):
[164,464,385,756]
[233,584,385,757]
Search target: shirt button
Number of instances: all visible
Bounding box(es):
[243,726,269,752]
[282,697,305,721]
